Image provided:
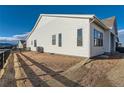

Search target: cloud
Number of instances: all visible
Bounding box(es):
[13,32,29,40]
[118,29,124,45]
[118,29,124,35]
[0,32,29,42]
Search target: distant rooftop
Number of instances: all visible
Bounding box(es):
[102,16,116,28]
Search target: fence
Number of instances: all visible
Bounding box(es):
[116,47,124,53]
[0,49,11,69]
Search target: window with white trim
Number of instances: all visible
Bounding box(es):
[52,35,56,45]
[34,40,37,47]
[77,28,83,46]
[94,29,103,47]
[31,41,33,45]
[58,33,62,47]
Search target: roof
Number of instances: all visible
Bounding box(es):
[19,40,26,44]
[102,16,116,28]
[26,14,111,40]
[102,16,118,36]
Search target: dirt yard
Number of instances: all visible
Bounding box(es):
[0,51,124,87]
[22,52,83,72]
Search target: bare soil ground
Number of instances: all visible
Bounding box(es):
[22,51,83,71]
[0,51,124,87]
[63,54,120,86]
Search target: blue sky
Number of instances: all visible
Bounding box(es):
[0,5,124,44]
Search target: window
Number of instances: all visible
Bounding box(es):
[94,29,103,47]
[77,28,83,46]
[58,33,62,47]
[31,41,33,45]
[52,35,56,45]
[34,40,37,47]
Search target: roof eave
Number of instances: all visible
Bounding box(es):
[93,16,110,30]
[26,15,42,40]
[41,14,95,19]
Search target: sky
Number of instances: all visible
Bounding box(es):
[0,5,124,44]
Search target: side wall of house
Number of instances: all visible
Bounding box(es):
[90,23,110,57]
[104,31,111,53]
[110,27,117,52]
[27,16,91,57]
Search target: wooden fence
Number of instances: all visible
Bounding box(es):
[0,49,11,69]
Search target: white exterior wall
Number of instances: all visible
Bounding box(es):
[104,31,111,52]
[27,16,91,57]
[90,23,110,57]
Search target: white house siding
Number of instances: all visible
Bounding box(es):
[18,41,23,49]
[103,26,117,53]
[90,23,108,57]
[104,31,111,53]
[27,16,91,57]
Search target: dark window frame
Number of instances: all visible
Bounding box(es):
[94,29,103,47]
[34,40,37,47]
[77,28,83,46]
[58,33,62,47]
[52,35,56,45]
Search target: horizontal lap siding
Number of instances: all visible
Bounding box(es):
[27,16,91,57]
[90,23,107,57]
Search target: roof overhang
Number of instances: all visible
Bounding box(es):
[26,15,42,40]
[92,16,110,31]
[41,14,95,19]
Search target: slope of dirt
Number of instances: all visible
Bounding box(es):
[62,59,89,83]
[63,55,119,86]
[104,57,124,87]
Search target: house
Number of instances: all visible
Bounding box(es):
[17,40,26,49]
[26,14,118,58]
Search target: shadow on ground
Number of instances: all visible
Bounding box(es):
[20,53,81,87]
[17,54,49,87]
[0,54,17,87]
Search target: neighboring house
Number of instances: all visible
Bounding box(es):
[17,40,26,49]
[26,14,119,58]
[118,42,124,47]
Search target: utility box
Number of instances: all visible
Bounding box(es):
[36,47,44,53]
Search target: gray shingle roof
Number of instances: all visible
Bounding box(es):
[102,16,116,28]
